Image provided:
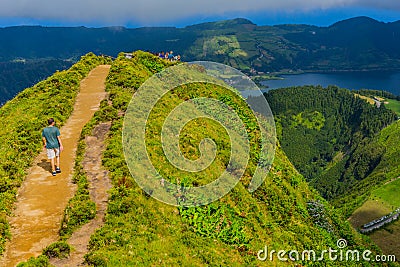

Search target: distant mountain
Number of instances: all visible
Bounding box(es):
[1,16,400,72]
[185,18,256,30]
[2,16,400,104]
[0,25,195,61]
[284,16,400,70]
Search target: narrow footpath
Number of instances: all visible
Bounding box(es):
[0,65,111,267]
[50,122,112,266]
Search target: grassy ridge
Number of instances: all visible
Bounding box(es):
[0,53,111,254]
[83,52,379,266]
[372,178,400,209]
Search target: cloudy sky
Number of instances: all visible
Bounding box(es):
[0,0,399,28]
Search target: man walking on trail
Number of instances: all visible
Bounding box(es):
[42,118,63,176]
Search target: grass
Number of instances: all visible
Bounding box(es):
[16,98,117,266]
[83,51,381,266]
[371,178,400,210]
[354,93,400,116]
[2,51,385,266]
[348,198,400,262]
[347,118,400,264]
[0,53,110,255]
[349,200,392,228]
[385,99,400,116]
[370,220,400,260]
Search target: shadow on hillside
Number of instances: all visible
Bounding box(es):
[349,200,392,228]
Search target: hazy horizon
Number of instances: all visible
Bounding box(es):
[0,0,399,28]
[0,15,399,30]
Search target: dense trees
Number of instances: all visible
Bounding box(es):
[261,85,397,203]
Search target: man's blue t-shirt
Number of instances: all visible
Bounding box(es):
[42,126,60,149]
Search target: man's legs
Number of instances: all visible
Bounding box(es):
[55,155,61,173]
[50,157,56,172]
[47,148,59,175]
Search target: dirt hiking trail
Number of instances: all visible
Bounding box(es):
[1,65,111,267]
[50,122,112,266]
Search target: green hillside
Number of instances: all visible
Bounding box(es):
[346,120,400,259]
[4,51,394,266]
[61,52,384,265]
[263,86,396,205]
[263,85,400,259]
[337,120,400,215]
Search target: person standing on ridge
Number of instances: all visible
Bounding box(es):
[42,118,63,176]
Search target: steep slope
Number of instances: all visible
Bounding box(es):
[263,85,400,260]
[347,120,400,259]
[339,119,400,213]
[76,52,378,266]
[263,86,396,203]
[5,52,394,266]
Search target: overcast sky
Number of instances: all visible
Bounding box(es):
[0,0,399,27]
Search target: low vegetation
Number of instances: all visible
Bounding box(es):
[42,241,71,259]
[82,51,379,266]
[355,89,400,116]
[0,53,110,254]
[4,51,396,266]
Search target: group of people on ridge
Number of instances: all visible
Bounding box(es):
[157,51,181,61]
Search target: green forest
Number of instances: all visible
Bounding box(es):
[4,52,388,266]
[0,60,73,104]
[2,16,400,78]
[262,86,398,215]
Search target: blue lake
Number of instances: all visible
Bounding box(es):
[260,71,400,96]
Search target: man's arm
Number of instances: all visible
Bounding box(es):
[57,136,64,152]
[42,136,47,151]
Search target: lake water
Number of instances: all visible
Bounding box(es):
[260,71,400,96]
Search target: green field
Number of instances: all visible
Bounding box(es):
[385,99,400,116]
[371,178,400,210]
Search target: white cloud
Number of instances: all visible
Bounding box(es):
[0,0,398,26]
